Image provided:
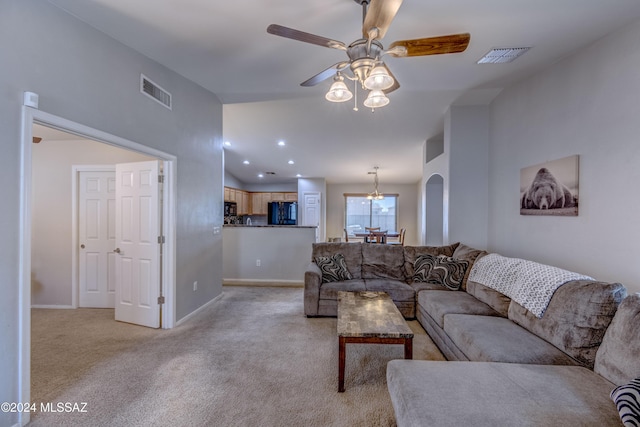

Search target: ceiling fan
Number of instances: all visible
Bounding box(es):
[267,0,470,109]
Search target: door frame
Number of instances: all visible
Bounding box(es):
[19,106,177,414]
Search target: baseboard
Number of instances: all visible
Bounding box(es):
[31,305,75,309]
[176,293,223,327]
[223,279,304,288]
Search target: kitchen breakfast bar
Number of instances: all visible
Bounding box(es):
[222,225,317,286]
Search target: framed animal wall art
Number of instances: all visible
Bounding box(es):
[520,155,579,216]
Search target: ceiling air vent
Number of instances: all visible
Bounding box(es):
[140,74,172,110]
[477,47,531,64]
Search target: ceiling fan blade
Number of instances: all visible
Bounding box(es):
[382,64,400,94]
[267,24,346,50]
[301,62,350,87]
[362,0,403,40]
[388,33,471,57]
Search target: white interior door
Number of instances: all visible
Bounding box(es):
[78,170,116,308]
[302,192,321,242]
[115,160,161,328]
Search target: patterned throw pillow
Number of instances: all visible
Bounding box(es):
[413,254,469,291]
[611,377,640,427]
[315,253,353,283]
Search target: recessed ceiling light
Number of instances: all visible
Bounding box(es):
[224,141,231,146]
[243,160,250,165]
[296,174,302,178]
[258,173,264,178]
[288,160,294,165]
[278,140,286,146]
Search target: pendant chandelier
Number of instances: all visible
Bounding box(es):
[366,166,384,200]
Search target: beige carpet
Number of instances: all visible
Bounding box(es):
[30,286,444,426]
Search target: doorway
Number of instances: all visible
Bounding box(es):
[20,107,177,420]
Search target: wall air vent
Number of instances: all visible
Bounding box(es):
[140,74,172,110]
[477,47,531,64]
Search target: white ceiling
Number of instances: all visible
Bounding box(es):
[48,0,640,184]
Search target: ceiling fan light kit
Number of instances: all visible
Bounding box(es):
[267,0,470,111]
[364,64,394,90]
[363,89,389,109]
[325,75,353,102]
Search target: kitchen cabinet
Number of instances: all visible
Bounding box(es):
[250,193,265,215]
[261,193,272,211]
[240,191,249,215]
[228,189,298,215]
[236,190,244,214]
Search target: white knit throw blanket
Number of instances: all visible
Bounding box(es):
[468,253,593,318]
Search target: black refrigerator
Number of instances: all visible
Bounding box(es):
[268,202,297,225]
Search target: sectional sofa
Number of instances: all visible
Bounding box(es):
[304,242,639,426]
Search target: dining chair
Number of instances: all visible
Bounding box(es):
[343,228,349,243]
[364,227,380,243]
[369,230,388,244]
[388,228,406,246]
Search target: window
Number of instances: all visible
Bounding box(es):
[344,194,398,236]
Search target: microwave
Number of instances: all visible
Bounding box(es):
[224,201,237,216]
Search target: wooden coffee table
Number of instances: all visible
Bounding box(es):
[337,291,414,392]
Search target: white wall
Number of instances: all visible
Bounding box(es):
[488,20,640,293]
[421,106,489,248]
[31,137,153,306]
[447,106,490,249]
[222,227,316,284]
[326,183,419,246]
[0,2,223,419]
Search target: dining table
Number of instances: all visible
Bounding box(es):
[353,231,399,243]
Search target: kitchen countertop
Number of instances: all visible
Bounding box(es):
[223,224,317,228]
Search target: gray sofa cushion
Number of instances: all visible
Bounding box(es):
[387,360,620,427]
[595,293,640,386]
[402,243,459,280]
[508,280,627,369]
[361,243,405,281]
[417,290,499,328]
[364,279,415,302]
[318,279,366,300]
[444,314,577,365]
[467,280,511,317]
[410,281,450,293]
[312,242,363,279]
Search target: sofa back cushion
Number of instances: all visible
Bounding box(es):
[595,293,640,386]
[508,280,627,369]
[452,243,488,290]
[403,243,459,281]
[466,280,511,317]
[361,243,406,281]
[312,242,363,279]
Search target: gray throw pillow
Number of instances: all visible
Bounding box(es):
[315,253,353,283]
[611,377,640,427]
[413,254,469,291]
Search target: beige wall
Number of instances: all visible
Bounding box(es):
[326,183,419,246]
